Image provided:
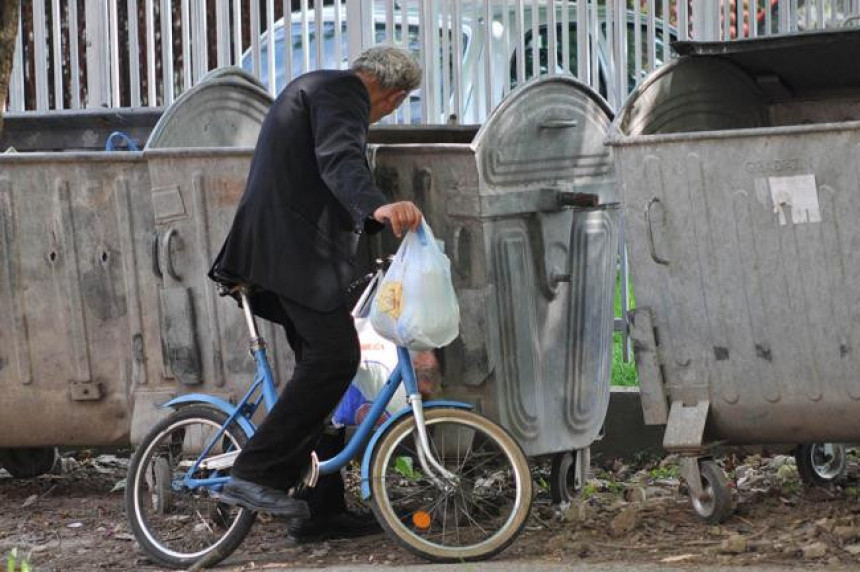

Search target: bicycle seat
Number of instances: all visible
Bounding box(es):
[211,265,256,298]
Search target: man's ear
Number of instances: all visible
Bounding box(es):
[387,90,407,105]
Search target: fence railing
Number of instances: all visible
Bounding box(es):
[6,0,860,119]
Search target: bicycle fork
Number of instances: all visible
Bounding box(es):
[409,393,458,491]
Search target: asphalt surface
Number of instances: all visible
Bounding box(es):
[267,562,817,572]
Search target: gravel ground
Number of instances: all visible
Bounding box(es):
[2,449,860,571]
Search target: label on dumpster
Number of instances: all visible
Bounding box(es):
[767,174,820,226]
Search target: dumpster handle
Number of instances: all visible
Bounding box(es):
[557,191,599,208]
[161,227,182,281]
[151,231,162,278]
[540,119,578,129]
[645,198,670,265]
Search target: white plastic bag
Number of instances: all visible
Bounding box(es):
[370,221,460,350]
[353,317,407,413]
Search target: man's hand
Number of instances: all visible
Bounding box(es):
[373,201,423,238]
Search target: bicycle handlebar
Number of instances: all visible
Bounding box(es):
[346,256,395,294]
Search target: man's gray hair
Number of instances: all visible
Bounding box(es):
[351,46,422,92]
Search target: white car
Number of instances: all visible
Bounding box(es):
[242,5,675,122]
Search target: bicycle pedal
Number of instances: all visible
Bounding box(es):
[198,450,240,471]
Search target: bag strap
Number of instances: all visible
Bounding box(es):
[351,270,382,317]
[416,219,436,246]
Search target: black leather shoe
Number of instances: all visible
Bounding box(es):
[219,477,311,518]
[286,510,382,543]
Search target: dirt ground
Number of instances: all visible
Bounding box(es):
[2,449,860,571]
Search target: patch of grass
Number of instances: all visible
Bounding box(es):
[605,480,625,495]
[611,265,639,387]
[648,465,680,480]
[393,456,422,480]
[581,481,600,499]
[611,332,639,387]
[780,479,803,496]
[6,548,31,572]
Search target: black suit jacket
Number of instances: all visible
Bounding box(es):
[209,70,388,313]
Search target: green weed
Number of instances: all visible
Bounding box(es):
[393,456,422,480]
[611,267,638,386]
[648,465,680,480]
[6,548,31,572]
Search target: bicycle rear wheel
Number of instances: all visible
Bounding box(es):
[125,406,256,569]
[369,408,532,562]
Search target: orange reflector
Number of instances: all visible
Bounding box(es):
[412,510,432,529]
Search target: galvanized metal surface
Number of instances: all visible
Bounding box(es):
[144,75,273,149]
[131,147,300,444]
[0,153,155,447]
[610,29,860,446]
[0,76,617,459]
[366,76,618,456]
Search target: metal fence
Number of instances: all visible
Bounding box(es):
[6,0,860,118]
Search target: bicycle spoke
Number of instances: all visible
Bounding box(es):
[131,412,251,562]
[374,412,530,556]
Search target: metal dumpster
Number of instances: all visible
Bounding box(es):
[0,72,618,495]
[365,76,619,495]
[137,74,620,496]
[0,152,155,449]
[608,29,860,522]
[130,71,279,444]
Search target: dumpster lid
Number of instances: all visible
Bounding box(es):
[473,75,614,191]
[672,29,860,99]
[145,76,273,149]
[199,66,268,91]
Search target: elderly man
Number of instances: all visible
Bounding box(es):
[209,46,424,540]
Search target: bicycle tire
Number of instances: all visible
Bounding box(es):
[369,408,532,562]
[125,406,256,569]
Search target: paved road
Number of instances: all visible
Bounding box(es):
[262,562,810,571]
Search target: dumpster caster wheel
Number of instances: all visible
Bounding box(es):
[150,457,173,514]
[550,448,588,505]
[796,443,846,486]
[689,460,733,524]
[0,447,59,478]
[550,452,576,504]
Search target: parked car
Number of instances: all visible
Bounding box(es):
[242,4,676,122]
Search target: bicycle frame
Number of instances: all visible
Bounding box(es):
[160,286,472,497]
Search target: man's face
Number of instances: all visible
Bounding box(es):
[370,90,408,123]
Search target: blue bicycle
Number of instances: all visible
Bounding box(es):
[125,263,533,569]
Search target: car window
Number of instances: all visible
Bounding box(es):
[603,22,669,85]
[244,17,469,122]
[510,21,668,94]
[251,21,349,92]
[372,24,468,123]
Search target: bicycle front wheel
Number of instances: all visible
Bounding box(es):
[369,408,533,562]
[125,406,256,569]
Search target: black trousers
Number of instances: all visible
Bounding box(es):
[231,293,360,517]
